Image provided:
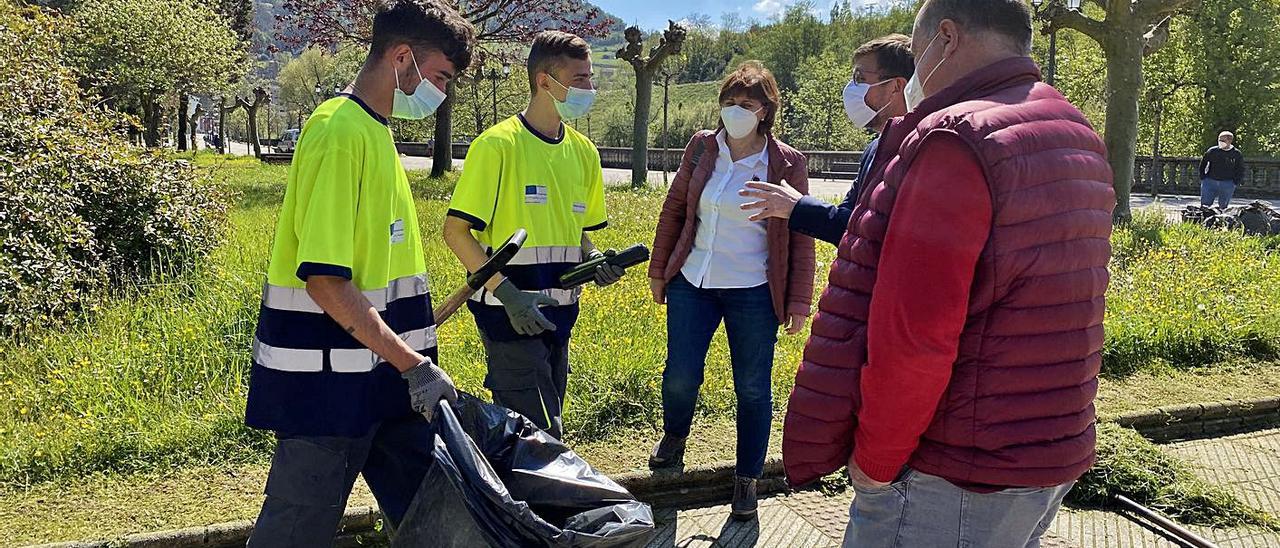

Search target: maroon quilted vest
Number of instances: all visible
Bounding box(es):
[782,57,1115,487]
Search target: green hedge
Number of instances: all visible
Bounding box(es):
[0,2,226,333]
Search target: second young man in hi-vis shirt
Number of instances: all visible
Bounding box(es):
[444,31,622,439]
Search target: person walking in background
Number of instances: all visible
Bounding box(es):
[647,61,816,522]
[244,1,475,545]
[739,35,914,245]
[782,0,1114,546]
[1200,130,1244,209]
[443,31,621,441]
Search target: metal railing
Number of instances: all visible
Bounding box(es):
[1135,156,1280,198]
[373,142,1280,198]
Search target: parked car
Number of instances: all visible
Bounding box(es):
[274,129,300,153]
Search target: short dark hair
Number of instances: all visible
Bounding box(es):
[718,61,783,136]
[855,34,915,80]
[917,0,1033,54]
[527,31,591,95]
[370,0,476,73]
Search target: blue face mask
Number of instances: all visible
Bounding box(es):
[392,49,447,120]
[547,75,596,120]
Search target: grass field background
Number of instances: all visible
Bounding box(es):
[3,154,1280,490]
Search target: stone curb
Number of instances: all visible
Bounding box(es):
[1103,395,1280,442]
[33,396,1280,547]
[29,459,790,548]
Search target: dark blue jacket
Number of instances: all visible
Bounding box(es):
[787,137,879,245]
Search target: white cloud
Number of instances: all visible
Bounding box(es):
[752,0,785,16]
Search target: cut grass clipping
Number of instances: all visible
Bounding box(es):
[1069,423,1280,530]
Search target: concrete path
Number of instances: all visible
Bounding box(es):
[650,429,1280,547]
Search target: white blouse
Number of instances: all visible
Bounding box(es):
[681,131,771,289]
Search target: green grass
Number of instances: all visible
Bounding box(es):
[1104,209,1280,377]
[1070,423,1279,530]
[0,153,826,487]
[5,154,1280,503]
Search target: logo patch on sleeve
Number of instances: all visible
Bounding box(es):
[525,185,548,205]
[573,202,587,214]
[389,219,405,244]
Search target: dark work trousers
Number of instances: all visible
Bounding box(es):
[479,332,571,439]
[246,414,435,548]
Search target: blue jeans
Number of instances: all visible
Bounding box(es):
[1201,178,1236,208]
[843,468,1074,548]
[662,274,779,478]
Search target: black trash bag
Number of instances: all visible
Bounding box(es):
[391,394,655,548]
[1238,202,1275,236]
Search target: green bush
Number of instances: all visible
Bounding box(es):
[0,2,227,333]
[1071,423,1278,529]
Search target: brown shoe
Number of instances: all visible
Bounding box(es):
[731,476,758,521]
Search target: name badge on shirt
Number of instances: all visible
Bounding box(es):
[389,219,405,244]
[573,202,587,214]
[525,185,548,204]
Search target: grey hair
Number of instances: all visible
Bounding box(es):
[917,0,1034,55]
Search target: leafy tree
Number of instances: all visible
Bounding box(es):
[784,50,873,152]
[66,0,246,147]
[617,21,688,187]
[1038,0,1195,222]
[741,1,827,92]
[274,0,613,176]
[277,46,341,116]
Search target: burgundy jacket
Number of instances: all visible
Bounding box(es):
[649,129,816,322]
[783,57,1115,487]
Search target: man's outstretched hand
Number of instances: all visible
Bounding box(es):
[739,180,803,221]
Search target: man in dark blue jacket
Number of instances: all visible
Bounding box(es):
[1199,130,1245,209]
[740,35,913,244]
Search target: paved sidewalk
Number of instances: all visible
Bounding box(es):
[649,429,1280,547]
[649,488,1077,547]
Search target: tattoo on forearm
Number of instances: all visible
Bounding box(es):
[345,325,356,335]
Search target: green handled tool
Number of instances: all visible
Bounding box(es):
[433,229,527,326]
[558,244,651,289]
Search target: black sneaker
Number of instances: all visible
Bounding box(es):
[731,476,758,521]
[648,434,686,470]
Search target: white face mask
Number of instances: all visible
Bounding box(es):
[1219,140,1233,150]
[547,75,596,120]
[720,105,763,139]
[391,50,447,120]
[843,79,892,129]
[904,31,948,111]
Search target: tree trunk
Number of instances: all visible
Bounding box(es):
[1102,32,1143,223]
[631,69,654,188]
[247,105,261,157]
[142,95,162,148]
[1151,98,1162,197]
[177,93,190,151]
[431,80,457,178]
[662,77,670,185]
[218,97,228,154]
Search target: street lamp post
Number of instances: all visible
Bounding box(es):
[1031,0,1082,87]
[487,62,511,127]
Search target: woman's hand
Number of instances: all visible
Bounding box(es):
[650,277,667,305]
[784,313,807,335]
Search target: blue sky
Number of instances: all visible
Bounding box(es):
[593,0,886,30]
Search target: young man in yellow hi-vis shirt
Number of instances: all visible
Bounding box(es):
[444,31,624,440]
[244,1,474,545]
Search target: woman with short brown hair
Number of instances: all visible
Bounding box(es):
[646,61,816,520]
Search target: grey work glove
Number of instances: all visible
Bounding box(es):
[587,249,626,287]
[492,279,558,336]
[402,357,458,422]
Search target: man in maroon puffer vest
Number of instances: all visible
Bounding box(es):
[781,0,1115,545]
